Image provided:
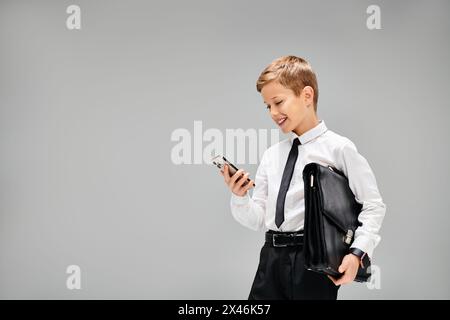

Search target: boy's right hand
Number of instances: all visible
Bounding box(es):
[220,164,255,197]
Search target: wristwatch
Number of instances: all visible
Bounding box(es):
[349,247,369,269]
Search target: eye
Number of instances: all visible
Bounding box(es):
[275,100,283,105]
[266,105,271,110]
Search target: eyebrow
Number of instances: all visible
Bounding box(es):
[263,96,280,104]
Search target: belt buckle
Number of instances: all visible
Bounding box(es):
[272,234,289,247]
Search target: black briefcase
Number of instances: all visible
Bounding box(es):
[302,162,371,282]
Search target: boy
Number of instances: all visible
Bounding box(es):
[220,55,386,300]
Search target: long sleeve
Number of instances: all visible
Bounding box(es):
[336,140,387,260]
[229,150,269,231]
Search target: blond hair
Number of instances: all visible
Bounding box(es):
[256,55,319,112]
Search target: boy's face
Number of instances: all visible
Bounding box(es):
[261,81,314,134]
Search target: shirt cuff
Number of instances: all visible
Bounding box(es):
[350,235,375,260]
[231,193,250,206]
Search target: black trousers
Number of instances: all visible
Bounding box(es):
[248,234,340,300]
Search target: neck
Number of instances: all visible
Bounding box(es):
[292,113,319,136]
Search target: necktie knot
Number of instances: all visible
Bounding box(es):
[293,137,301,146]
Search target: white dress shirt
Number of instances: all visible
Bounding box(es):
[230,119,386,259]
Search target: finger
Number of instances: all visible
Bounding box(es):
[223,165,230,182]
[242,179,255,192]
[334,275,344,285]
[327,275,339,286]
[334,269,351,286]
[338,260,349,273]
[238,178,253,194]
[229,169,245,185]
[232,173,249,194]
[335,275,350,286]
[236,172,250,188]
[222,164,227,176]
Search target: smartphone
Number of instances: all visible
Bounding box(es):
[212,154,255,187]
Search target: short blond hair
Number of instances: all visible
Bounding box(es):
[256,55,319,112]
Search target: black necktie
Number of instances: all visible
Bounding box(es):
[275,137,301,228]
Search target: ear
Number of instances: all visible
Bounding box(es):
[302,86,314,106]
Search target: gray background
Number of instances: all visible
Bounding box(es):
[1,0,449,299]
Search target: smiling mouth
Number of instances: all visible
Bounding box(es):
[277,117,287,126]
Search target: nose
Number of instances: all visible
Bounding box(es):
[270,107,280,118]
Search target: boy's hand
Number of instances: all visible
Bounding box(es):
[327,253,360,286]
[220,164,254,197]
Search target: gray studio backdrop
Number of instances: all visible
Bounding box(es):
[1,0,449,299]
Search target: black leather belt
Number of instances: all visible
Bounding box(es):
[265,230,304,247]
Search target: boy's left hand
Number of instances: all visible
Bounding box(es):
[327,253,360,286]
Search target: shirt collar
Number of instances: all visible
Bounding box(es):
[289,119,328,145]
